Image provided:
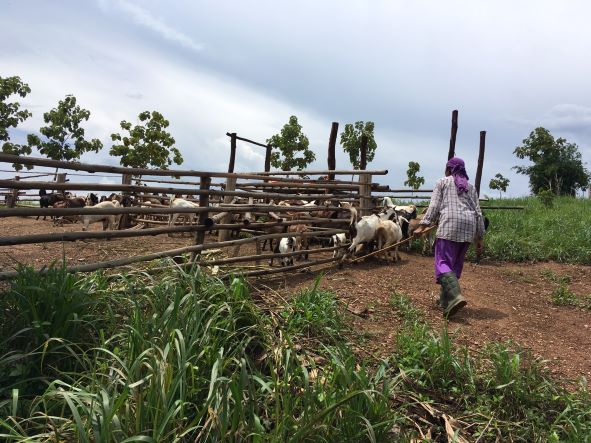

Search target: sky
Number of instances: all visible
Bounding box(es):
[2,0,591,197]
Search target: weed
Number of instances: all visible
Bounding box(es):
[551,283,580,306]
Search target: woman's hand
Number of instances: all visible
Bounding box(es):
[413,225,428,237]
[475,237,484,255]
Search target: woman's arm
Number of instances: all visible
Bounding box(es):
[421,179,443,226]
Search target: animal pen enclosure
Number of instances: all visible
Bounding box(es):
[0,153,391,280]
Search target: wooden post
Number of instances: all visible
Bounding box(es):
[56,173,67,187]
[8,176,19,208]
[448,109,458,160]
[119,173,133,228]
[218,176,237,242]
[475,131,486,196]
[264,144,272,172]
[360,134,368,170]
[192,176,211,262]
[228,133,237,173]
[358,173,372,217]
[327,122,338,180]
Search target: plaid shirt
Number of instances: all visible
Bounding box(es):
[420,176,485,242]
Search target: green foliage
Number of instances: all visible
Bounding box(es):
[339,121,377,169]
[489,172,510,198]
[551,283,579,306]
[110,110,183,169]
[266,115,315,171]
[0,75,33,170]
[281,276,343,340]
[537,188,555,208]
[0,267,402,442]
[478,196,591,264]
[513,127,590,196]
[404,161,425,190]
[391,293,591,441]
[27,95,103,162]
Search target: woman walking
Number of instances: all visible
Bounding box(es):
[414,157,485,318]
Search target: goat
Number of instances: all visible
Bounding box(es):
[375,219,403,262]
[85,193,99,206]
[168,197,199,234]
[278,236,297,266]
[38,190,65,220]
[331,233,347,258]
[288,224,310,261]
[80,200,120,231]
[347,208,396,256]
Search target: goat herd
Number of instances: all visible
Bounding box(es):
[33,189,434,268]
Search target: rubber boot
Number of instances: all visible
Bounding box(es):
[439,272,467,318]
[436,285,446,309]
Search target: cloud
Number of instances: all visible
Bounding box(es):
[98,0,204,53]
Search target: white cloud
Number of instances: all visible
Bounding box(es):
[98,0,204,53]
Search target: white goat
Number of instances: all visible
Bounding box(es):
[347,208,395,255]
[331,233,347,258]
[80,200,120,231]
[168,198,199,232]
[278,236,297,266]
[375,219,403,262]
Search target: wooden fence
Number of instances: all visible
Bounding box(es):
[0,153,391,280]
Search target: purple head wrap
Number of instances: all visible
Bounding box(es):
[446,157,469,194]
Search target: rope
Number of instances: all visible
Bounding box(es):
[347,225,437,263]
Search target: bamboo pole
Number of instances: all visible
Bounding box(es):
[0,179,346,201]
[223,256,338,279]
[0,204,349,218]
[228,133,237,173]
[0,153,387,178]
[0,228,347,280]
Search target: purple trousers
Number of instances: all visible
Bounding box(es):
[434,238,471,282]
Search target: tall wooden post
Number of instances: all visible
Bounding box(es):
[358,173,372,217]
[8,175,20,208]
[56,173,67,187]
[448,109,458,160]
[360,134,368,170]
[327,122,338,180]
[192,176,211,262]
[119,173,133,228]
[475,131,486,196]
[264,144,272,172]
[218,176,237,242]
[228,133,237,173]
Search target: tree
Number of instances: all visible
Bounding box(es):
[266,115,315,171]
[488,173,510,199]
[28,95,103,164]
[1,76,33,170]
[110,111,183,170]
[513,127,590,196]
[404,161,425,191]
[339,121,377,169]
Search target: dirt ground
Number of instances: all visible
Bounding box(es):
[2,216,591,384]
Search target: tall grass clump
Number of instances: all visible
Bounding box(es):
[482,196,591,264]
[390,292,591,441]
[0,265,406,442]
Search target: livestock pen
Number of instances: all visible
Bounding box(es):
[0,153,392,280]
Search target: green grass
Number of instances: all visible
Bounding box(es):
[390,292,591,442]
[1,265,590,441]
[481,196,591,264]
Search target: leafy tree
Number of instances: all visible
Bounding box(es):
[513,127,590,196]
[339,121,377,169]
[1,76,33,170]
[28,95,103,164]
[110,111,183,170]
[404,161,425,190]
[489,173,510,199]
[266,115,315,171]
